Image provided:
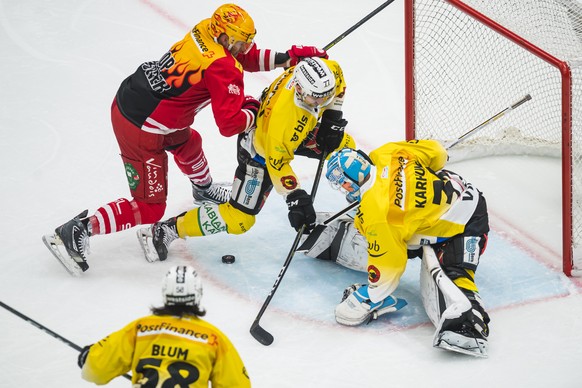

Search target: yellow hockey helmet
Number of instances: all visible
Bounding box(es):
[209,4,256,46]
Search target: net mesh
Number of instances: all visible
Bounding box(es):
[410,0,582,273]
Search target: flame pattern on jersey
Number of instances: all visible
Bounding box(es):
[114,19,269,137]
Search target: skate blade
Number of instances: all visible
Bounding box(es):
[436,339,489,358]
[136,228,159,263]
[42,234,84,276]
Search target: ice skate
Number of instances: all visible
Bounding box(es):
[137,216,181,262]
[136,227,158,263]
[335,284,407,326]
[434,322,489,358]
[434,306,489,358]
[42,210,91,276]
[192,181,232,205]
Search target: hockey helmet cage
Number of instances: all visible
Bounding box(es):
[293,57,336,108]
[326,148,372,201]
[209,3,256,52]
[162,265,203,307]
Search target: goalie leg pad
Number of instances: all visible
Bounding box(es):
[420,245,471,326]
[298,214,368,272]
[335,221,368,272]
[421,246,489,357]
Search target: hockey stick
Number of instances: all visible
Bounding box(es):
[0,300,132,381]
[250,0,397,347]
[445,94,532,150]
[250,152,328,346]
[322,0,396,51]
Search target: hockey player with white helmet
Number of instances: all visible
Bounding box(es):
[138,57,356,263]
[77,265,250,386]
[302,140,491,357]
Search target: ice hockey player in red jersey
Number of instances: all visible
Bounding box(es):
[300,141,491,357]
[42,3,328,275]
[78,265,251,387]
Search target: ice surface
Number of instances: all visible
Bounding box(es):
[1,1,581,387]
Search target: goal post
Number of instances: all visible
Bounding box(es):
[404,0,582,276]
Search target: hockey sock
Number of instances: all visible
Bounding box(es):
[92,199,165,235]
[170,130,212,186]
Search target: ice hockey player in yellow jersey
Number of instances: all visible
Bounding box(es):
[305,140,491,357]
[137,57,355,262]
[77,266,251,387]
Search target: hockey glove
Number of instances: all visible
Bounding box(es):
[316,110,348,153]
[242,95,260,128]
[286,189,316,232]
[77,344,92,368]
[286,45,328,67]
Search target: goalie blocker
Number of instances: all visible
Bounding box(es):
[298,213,490,358]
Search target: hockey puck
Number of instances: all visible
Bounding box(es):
[221,254,235,264]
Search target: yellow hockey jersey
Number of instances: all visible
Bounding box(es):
[356,140,483,302]
[253,58,354,195]
[81,314,250,387]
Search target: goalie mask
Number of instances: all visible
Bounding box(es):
[326,148,372,202]
[162,265,203,307]
[292,57,336,108]
[209,3,256,54]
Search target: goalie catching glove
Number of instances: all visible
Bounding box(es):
[285,189,316,232]
[335,283,407,326]
[316,110,347,153]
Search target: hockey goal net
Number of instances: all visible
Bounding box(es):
[405,0,582,276]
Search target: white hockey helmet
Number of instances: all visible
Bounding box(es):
[292,57,336,108]
[162,265,203,307]
[326,148,372,202]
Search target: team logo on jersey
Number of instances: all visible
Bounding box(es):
[200,203,227,235]
[125,163,140,190]
[290,115,308,142]
[281,175,298,190]
[463,236,480,266]
[191,26,209,53]
[368,265,381,283]
[268,156,284,171]
[367,239,387,258]
[393,156,407,209]
[145,158,164,196]
[228,84,241,95]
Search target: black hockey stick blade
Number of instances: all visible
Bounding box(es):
[250,321,274,346]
